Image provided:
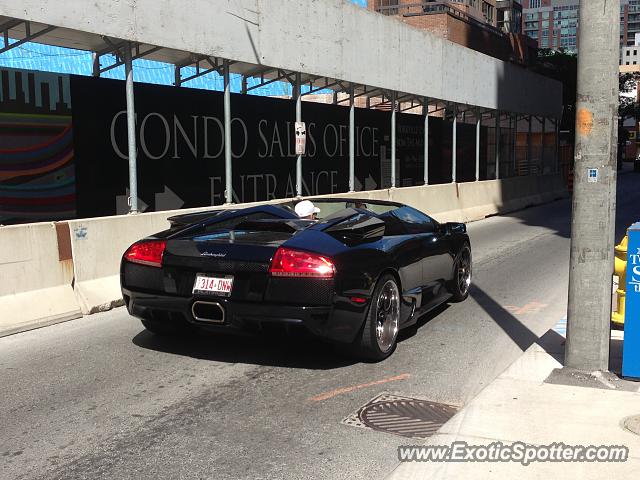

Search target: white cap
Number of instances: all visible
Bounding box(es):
[295,200,320,218]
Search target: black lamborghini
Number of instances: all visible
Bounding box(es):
[121,199,472,360]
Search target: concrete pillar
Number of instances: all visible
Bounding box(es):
[565,0,619,373]
[475,109,481,181]
[223,60,232,204]
[349,85,355,192]
[123,44,138,214]
[452,106,457,183]
[391,91,396,188]
[423,99,429,185]
[295,72,302,196]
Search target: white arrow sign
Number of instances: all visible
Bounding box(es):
[155,186,184,211]
[354,175,379,192]
[115,189,148,215]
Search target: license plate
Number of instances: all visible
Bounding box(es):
[192,274,233,296]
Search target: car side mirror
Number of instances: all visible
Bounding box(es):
[444,222,466,235]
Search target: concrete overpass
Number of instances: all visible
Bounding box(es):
[0,0,562,206]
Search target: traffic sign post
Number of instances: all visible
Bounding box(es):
[295,121,306,156]
[623,222,640,378]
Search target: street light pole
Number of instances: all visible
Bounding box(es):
[565,0,619,373]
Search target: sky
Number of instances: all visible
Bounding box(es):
[0,0,368,95]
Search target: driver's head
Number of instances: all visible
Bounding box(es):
[294,200,320,220]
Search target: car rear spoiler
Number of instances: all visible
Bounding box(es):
[235,219,314,233]
[167,210,232,227]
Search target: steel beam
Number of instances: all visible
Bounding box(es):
[349,84,355,192]
[224,59,232,204]
[295,72,302,196]
[0,20,56,54]
[175,56,229,86]
[391,91,397,188]
[475,108,481,181]
[97,44,162,76]
[452,106,457,183]
[423,98,429,185]
[123,43,139,214]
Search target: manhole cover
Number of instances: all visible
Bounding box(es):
[622,415,640,436]
[342,393,459,439]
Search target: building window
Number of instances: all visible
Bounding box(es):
[529,0,542,8]
[628,50,631,56]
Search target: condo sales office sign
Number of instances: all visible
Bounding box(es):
[624,223,640,378]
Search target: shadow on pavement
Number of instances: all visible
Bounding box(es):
[498,198,571,239]
[132,327,359,370]
[397,303,449,343]
[471,284,565,362]
[132,301,450,368]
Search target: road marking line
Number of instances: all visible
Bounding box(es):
[503,302,548,315]
[309,373,410,402]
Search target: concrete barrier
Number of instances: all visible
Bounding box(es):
[67,197,289,314]
[0,173,567,333]
[0,222,81,336]
[317,173,567,224]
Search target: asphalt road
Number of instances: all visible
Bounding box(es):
[1,171,638,480]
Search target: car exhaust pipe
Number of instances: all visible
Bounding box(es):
[191,301,225,324]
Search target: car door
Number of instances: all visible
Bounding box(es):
[391,207,453,296]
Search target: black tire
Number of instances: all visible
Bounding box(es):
[355,274,401,361]
[448,244,472,302]
[140,318,193,336]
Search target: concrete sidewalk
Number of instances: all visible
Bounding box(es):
[385,327,640,479]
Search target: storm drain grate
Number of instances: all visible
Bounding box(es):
[342,393,459,439]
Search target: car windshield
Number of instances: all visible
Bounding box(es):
[292,200,398,220]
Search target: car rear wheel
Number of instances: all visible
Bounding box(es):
[448,244,472,302]
[356,274,400,361]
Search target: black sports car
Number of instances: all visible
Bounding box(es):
[121,199,472,360]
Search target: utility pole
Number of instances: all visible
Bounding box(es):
[565,0,619,372]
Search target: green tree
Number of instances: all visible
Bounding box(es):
[532,49,638,146]
[619,71,640,122]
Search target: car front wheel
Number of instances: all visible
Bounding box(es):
[449,244,472,302]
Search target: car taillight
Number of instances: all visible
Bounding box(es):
[269,247,335,278]
[124,240,167,268]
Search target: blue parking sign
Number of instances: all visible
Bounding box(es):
[623,222,640,378]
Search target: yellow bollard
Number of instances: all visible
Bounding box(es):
[612,234,628,327]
